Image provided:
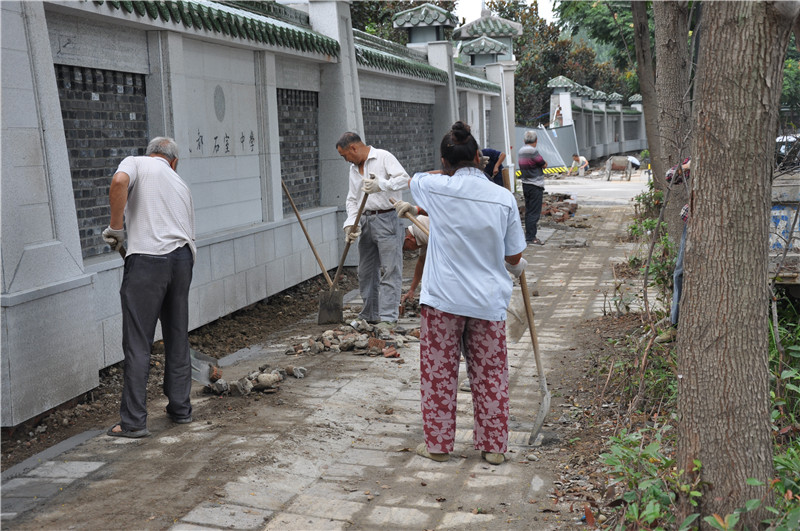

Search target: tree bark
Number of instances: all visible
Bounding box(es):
[631,1,665,187]
[653,1,691,247]
[679,1,800,526]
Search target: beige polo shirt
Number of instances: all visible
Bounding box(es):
[117,155,196,259]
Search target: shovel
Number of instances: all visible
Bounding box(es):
[116,245,222,386]
[517,270,551,445]
[318,175,374,324]
[281,180,333,288]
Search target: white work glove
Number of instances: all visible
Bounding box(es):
[344,224,361,244]
[478,155,489,171]
[361,175,383,194]
[102,226,125,251]
[394,200,418,218]
[504,257,528,278]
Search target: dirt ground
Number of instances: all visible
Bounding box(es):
[2,215,653,529]
[1,268,363,471]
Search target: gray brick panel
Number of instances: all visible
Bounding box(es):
[55,64,148,259]
[278,89,320,214]
[361,99,435,175]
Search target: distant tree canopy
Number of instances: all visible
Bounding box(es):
[350,1,457,44]
[348,0,631,126]
[488,0,629,125]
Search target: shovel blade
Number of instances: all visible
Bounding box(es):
[528,384,552,445]
[190,348,219,386]
[318,290,343,325]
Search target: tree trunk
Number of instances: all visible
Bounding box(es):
[653,1,691,247]
[631,1,665,188]
[678,2,799,526]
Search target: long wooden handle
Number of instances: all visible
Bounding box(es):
[403,212,429,237]
[282,180,333,287]
[330,178,372,292]
[519,270,546,390]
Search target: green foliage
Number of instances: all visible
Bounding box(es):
[627,177,674,304]
[600,425,701,530]
[782,58,800,114]
[632,177,663,220]
[554,0,641,71]
[350,1,456,43]
[767,444,800,530]
[770,293,800,437]
[702,450,800,531]
[487,0,630,124]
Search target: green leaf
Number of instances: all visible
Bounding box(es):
[678,513,700,531]
[744,498,761,512]
[703,515,726,530]
[745,478,765,486]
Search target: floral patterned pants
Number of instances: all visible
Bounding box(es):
[419,305,509,454]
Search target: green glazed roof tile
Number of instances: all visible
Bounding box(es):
[460,36,507,55]
[453,13,522,39]
[607,92,623,102]
[95,0,339,57]
[629,94,643,103]
[455,70,501,93]
[547,75,577,89]
[392,3,458,28]
[355,45,448,84]
[353,30,428,62]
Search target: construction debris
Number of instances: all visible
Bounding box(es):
[541,193,578,222]
[203,364,306,396]
[283,320,417,358]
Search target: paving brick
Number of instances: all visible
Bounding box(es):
[0,496,46,519]
[25,460,105,479]
[2,477,73,498]
[180,501,271,529]
[283,494,364,521]
[366,505,432,527]
[438,511,497,528]
[264,513,347,530]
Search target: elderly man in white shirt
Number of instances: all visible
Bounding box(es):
[102,136,195,438]
[336,132,410,325]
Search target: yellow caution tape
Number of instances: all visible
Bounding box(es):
[515,167,568,177]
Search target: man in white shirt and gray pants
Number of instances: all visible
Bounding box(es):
[102,137,196,438]
[336,132,409,325]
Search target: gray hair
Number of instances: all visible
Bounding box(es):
[146,137,179,161]
[336,132,362,149]
[523,130,538,144]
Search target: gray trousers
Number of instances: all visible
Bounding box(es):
[357,211,403,322]
[119,245,194,430]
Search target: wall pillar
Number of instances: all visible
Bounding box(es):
[485,61,517,174]
[1,1,100,426]
[427,41,458,157]
[308,1,362,210]
[255,52,283,222]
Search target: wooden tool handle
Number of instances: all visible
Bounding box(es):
[330,177,372,292]
[282,180,333,287]
[403,212,429,237]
